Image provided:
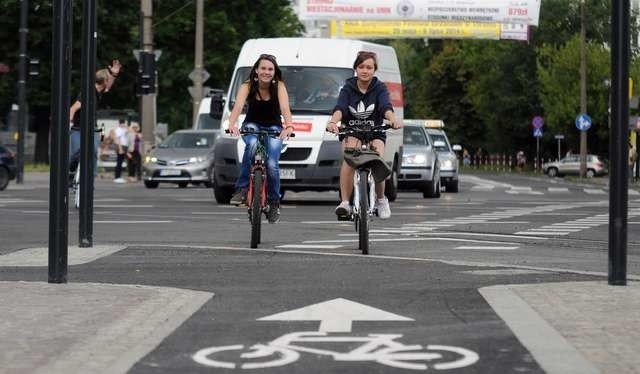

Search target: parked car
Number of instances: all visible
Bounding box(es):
[399,121,440,198]
[423,121,460,192]
[542,154,608,178]
[142,129,218,188]
[0,145,17,191]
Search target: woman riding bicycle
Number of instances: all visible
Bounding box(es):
[228,54,294,223]
[326,51,402,219]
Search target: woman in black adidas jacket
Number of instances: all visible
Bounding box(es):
[326,51,402,220]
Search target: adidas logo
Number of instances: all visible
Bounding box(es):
[349,101,375,120]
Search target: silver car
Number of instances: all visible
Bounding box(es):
[425,128,460,192]
[543,154,608,178]
[399,122,440,198]
[143,129,218,188]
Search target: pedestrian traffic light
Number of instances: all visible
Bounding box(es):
[136,51,156,95]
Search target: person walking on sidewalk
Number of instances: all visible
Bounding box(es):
[126,122,144,182]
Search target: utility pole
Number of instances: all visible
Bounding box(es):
[16,0,28,184]
[140,0,156,147]
[192,0,204,126]
[579,0,588,178]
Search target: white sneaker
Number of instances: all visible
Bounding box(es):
[113,178,126,183]
[377,197,391,219]
[335,201,352,216]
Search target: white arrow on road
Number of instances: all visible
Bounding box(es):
[257,298,414,333]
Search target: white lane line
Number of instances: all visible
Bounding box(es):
[514,231,569,236]
[463,269,551,275]
[94,198,127,202]
[455,246,520,250]
[94,220,172,224]
[191,211,247,215]
[276,244,343,249]
[301,221,356,224]
[21,210,49,214]
[304,237,520,245]
[548,187,569,193]
[584,189,606,194]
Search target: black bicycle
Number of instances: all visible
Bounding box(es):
[230,128,294,248]
[336,123,392,254]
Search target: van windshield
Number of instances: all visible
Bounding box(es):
[229,66,353,115]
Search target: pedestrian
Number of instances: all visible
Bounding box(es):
[462,148,471,166]
[516,150,526,172]
[127,122,144,182]
[325,50,402,220]
[227,54,295,223]
[113,118,128,183]
[68,59,122,176]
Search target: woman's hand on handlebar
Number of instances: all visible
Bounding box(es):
[280,126,295,140]
[228,124,240,136]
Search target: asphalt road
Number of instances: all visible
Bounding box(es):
[1,171,638,373]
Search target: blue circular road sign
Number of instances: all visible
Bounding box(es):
[575,114,592,131]
[532,116,544,129]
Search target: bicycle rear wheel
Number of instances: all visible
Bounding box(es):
[74,163,80,209]
[250,169,263,248]
[357,169,369,254]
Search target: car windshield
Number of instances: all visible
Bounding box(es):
[229,66,353,115]
[159,132,216,148]
[429,133,451,152]
[403,127,428,146]
[197,113,221,130]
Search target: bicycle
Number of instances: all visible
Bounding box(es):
[69,160,81,209]
[336,123,392,255]
[69,126,103,210]
[230,128,294,248]
[192,331,479,370]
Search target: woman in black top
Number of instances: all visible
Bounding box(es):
[228,54,294,223]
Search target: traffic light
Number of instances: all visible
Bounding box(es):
[136,51,156,95]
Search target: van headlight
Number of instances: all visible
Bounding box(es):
[402,153,427,166]
[440,159,453,169]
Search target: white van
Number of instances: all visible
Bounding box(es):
[210,37,404,203]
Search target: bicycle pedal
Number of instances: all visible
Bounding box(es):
[337,214,352,221]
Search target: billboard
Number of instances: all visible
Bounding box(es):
[329,20,529,41]
[300,0,541,26]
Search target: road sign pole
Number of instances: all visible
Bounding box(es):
[609,0,629,286]
[557,138,561,161]
[536,137,540,172]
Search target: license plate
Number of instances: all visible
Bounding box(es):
[279,168,295,179]
[160,169,181,176]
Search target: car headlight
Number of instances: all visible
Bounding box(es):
[145,156,157,163]
[440,159,453,168]
[189,156,206,163]
[402,153,427,166]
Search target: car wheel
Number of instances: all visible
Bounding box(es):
[423,177,440,198]
[547,167,558,177]
[384,165,398,202]
[178,182,188,188]
[0,167,9,191]
[447,179,459,193]
[279,188,286,201]
[586,169,595,178]
[144,180,159,188]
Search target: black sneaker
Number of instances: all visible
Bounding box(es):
[266,200,280,224]
[230,188,247,206]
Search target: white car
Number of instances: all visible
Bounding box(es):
[423,121,460,192]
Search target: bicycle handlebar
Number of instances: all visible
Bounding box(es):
[225,128,295,138]
[335,123,392,136]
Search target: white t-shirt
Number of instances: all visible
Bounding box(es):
[115,126,128,147]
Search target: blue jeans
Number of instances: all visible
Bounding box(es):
[235,123,283,201]
[69,129,100,176]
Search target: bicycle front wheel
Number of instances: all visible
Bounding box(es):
[358,169,369,254]
[250,169,263,248]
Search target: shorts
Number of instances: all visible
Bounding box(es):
[338,131,386,143]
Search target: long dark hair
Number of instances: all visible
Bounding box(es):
[246,54,283,105]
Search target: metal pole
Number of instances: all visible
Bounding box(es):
[192,0,204,126]
[557,138,561,161]
[140,0,156,149]
[79,0,96,247]
[48,0,72,283]
[609,0,629,286]
[579,0,588,178]
[16,0,28,184]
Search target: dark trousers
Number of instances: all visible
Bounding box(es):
[115,150,126,178]
[127,151,141,179]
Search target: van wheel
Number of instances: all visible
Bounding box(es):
[178,182,188,188]
[384,167,398,202]
[547,167,558,177]
[144,180,159,189]
[423,178,440,198]
[213,178,232,204]
[447,180,459,193]
[586,169,595,178]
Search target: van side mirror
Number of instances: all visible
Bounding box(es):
[209,92,224,120]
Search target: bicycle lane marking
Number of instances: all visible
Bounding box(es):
[192,298,479,371]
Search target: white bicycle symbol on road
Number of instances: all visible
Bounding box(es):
[193,331,479,370]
